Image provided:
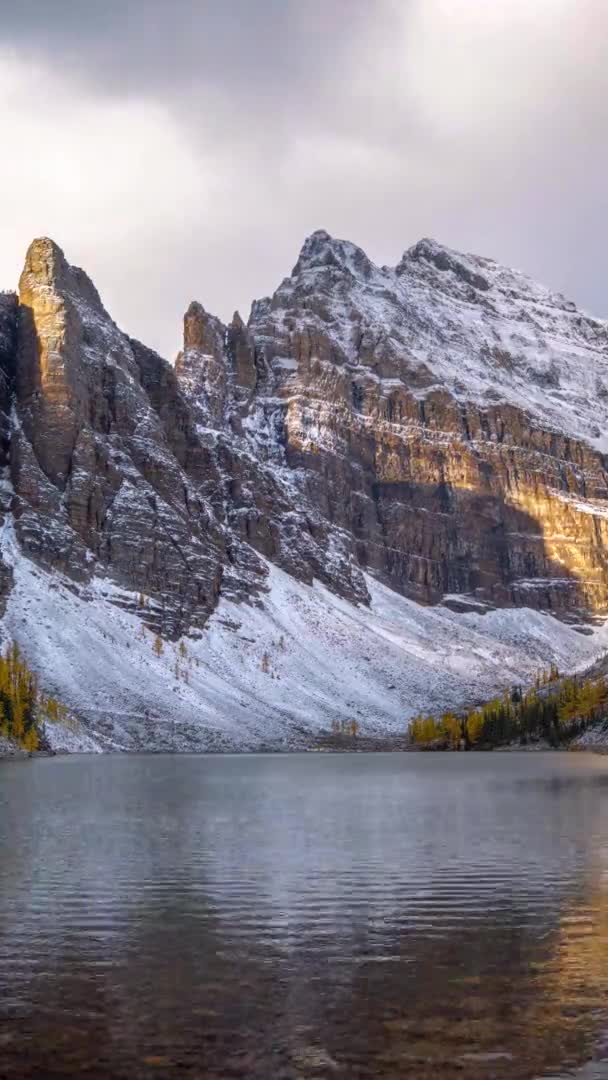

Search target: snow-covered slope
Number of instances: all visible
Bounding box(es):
[4,522,608,752]
[255,231,608,451]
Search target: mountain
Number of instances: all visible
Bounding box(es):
[2,231,608,750]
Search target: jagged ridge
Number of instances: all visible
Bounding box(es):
[1,230,608,748]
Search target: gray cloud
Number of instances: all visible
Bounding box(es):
[0,0,606,358]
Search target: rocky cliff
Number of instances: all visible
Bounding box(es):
[2,231,608,749]
[241,231,608,615]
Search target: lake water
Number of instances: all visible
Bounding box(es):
[2,752,608,1078]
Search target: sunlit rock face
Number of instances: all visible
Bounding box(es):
[231,230,608,615]
[3,230,608,640]
[11,238,230,634]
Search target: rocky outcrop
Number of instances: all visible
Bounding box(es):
[0,290,17,468]
[10,238,234,634]
[0,291,18,616]
[174,299,368,605]
[1,229,608,652]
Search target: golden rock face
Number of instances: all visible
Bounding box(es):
[281,375,608,614]
[17,239,80,487]
[7,239,230,634]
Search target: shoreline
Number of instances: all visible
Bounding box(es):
[3,738,608,760]
[0,748,58,762]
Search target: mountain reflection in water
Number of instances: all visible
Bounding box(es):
[1,752,608,1078]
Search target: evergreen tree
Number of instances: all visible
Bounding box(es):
[409,667,608,751]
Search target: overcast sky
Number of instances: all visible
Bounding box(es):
[1,0,606,357]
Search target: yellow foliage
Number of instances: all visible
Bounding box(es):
[410,664,608,751]
[0,640,55,751]
[441,712,462,748]
[22,727,39,753]
[466,710,485,744]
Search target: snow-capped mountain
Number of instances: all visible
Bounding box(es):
[2,231,608,750]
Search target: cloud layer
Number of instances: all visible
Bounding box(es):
[1,0,606,357]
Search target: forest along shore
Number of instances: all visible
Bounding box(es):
[3,653,608,757]
[408,662,608,752]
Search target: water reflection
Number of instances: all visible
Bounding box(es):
[1,752,608,1077]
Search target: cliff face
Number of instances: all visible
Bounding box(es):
[11,238,233,635]
[6,232,608,631]
[0,290,17,469]
[238,232,608,615]
[2,231,608,747]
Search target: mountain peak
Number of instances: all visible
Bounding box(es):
[292,229,373,280]
[182,300,225,354]
[21,236,69,290]
[20,236,103,311]
[397,237,491,291]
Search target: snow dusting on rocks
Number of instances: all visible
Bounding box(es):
[3,521,608,752]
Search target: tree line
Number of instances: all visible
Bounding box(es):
[409,663,608,750]
[0,641,67,752]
